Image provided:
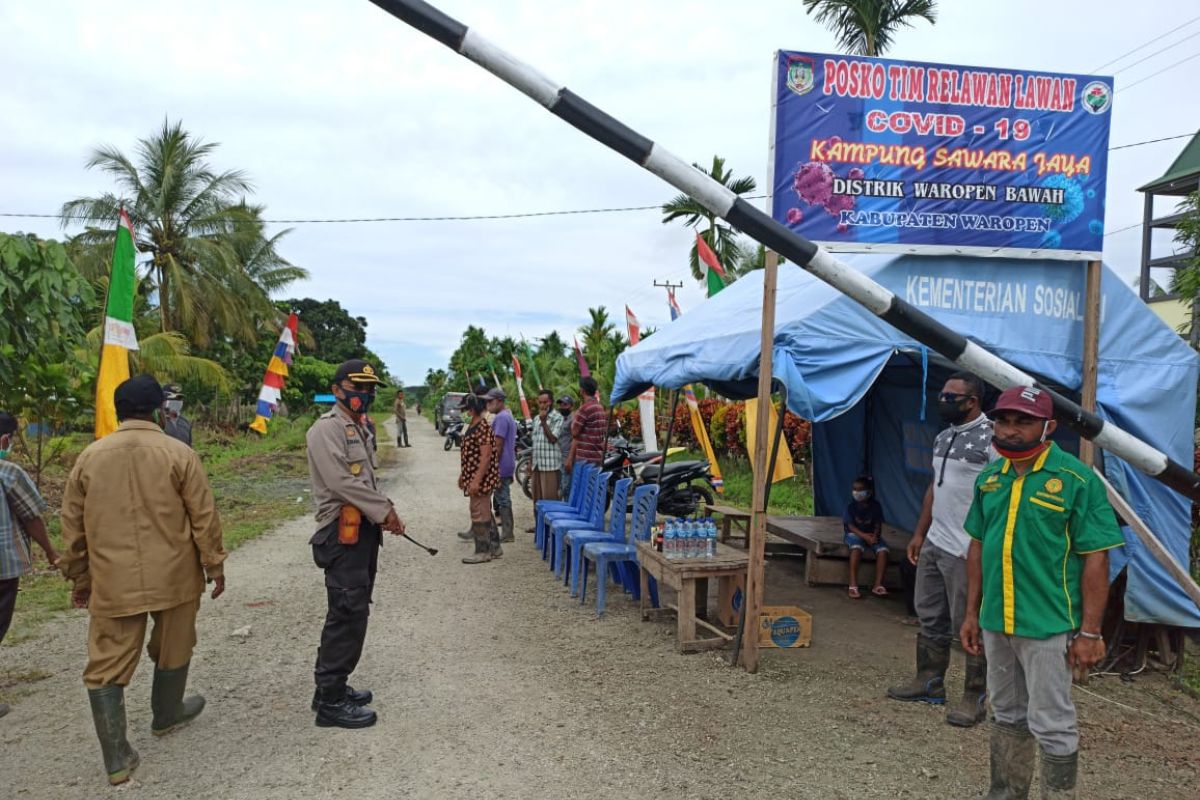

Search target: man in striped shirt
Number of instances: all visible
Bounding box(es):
[566,376,606,469]
[1,411,59,720]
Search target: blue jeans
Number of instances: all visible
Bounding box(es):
[560,467,572,500]
[845,531,888,554]
[492,477,513,513]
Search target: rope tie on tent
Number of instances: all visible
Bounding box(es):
[919,346,929,422]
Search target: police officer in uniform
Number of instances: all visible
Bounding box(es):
[306,359,405,729]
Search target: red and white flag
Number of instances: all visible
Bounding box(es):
[511,354,532,421]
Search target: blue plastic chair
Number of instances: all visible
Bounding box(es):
[547,471,611,574]
[580,483,660,616]
[535,462,592,551]
[540,468,603,563]
[562,477,633,595]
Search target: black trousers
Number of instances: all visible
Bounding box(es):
[0,577,18,644]
[311,520,381,698]
[396,420,409,447]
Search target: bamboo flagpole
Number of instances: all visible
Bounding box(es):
[365,0,1200,508]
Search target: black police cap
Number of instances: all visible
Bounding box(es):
[333,359,384,385]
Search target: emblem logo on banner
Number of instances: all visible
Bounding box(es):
[1081,82,1112,115]
[786,55,815,96]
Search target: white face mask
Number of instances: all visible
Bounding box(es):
[852,490,870,502]
[165,400,184,415]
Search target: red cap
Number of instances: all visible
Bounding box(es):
[989,385,1053,420]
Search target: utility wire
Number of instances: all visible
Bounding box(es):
[1111,30,1200,75]
[1117,50,1200,93]
[1091,15,1200,72]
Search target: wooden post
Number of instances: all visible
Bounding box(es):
[741,250,779,673]
[1078,260,1101,466]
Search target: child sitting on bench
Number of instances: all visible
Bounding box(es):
[843,475,888,599]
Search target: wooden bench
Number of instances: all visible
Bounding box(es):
[703,503,751,547]
[765,516,911,590]
[637,541,749,653]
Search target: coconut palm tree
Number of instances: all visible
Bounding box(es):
[579,307,616,375]
[802,0,937,57]
[61,119,307,348]
[661,155,757,286]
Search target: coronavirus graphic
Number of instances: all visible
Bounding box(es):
[1086,188,1096,200]
[792,161,857,219]
[786,208,804,224]
[1041,230,1063,249]
[793,162,835,206]
[1040,174,1084,224]
[1088,219,1104,236]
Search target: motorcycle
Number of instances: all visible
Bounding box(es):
[442,420,464,451]
[637,457,716,518]
[603,435,714,517]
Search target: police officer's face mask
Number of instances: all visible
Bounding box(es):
[340,386,375,414]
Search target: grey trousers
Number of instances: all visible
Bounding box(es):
[914,542,968,648]
[983,630,1078,756]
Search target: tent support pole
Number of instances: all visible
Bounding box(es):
[763,384,789,509]
[742,250,780,674]
[658,389,681,489]
[1079,260,1102,466]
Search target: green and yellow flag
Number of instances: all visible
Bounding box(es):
[94,209,139,439]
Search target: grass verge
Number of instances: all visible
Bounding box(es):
[667,449,813,516]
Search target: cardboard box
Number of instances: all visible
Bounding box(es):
[757,605,813,649]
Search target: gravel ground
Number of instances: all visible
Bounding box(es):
[2,416,1198,798]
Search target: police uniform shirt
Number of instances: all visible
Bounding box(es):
[306,406,393,527]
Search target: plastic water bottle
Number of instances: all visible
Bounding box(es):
[689,520,701,558]
[705,519,717,557]
[664,520,677,559]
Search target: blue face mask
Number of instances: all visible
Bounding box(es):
[0,435,10,459]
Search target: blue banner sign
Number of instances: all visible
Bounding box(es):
[770,51,1113,260]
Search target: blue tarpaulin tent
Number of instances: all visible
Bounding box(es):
[612,254,1200,628]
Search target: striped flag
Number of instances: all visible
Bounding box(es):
[573,337,591,377]
[667,287,682,321]
[95,209,140,439]
[249,313,299,435]
[511,354,532,421]
[696,233,727,297]
[625,305,658,452]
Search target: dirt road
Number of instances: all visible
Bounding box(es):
[2,416,1198,798]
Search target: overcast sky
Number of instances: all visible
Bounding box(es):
[2,1,1197,384]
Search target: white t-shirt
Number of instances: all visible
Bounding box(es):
[925,413,997,558]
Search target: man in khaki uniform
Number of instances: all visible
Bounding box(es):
[394,388,410,447]
[307,359,404,729]
[60,375,226,785]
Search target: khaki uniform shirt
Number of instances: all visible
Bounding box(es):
[59,420,227,618]
[394,398,406,422]
[307,405,393,528]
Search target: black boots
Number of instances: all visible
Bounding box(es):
[150,663,206,736]
[310,684,372,712]
[498,507,515,543]
[314,686,378,728]
[982,720,1036,799]
[886,636,949,704]
[946,652,988,727]
[88,686,140,785]
[1041,750,1078,798]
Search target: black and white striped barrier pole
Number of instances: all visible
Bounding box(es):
[367,0,1200,504]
